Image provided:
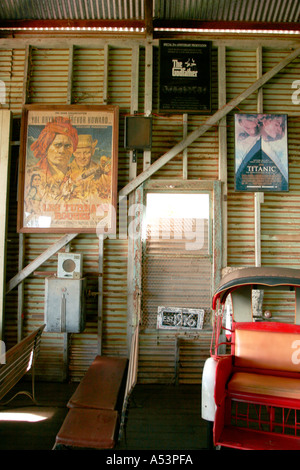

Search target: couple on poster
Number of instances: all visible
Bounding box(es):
[23,116,112,229]
[235,114,288,192]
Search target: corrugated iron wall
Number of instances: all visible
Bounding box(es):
[226,47,300,269]
[3,41,135,381]
[2,36,300,383]
[140,213,213,384]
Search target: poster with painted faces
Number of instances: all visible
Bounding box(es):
[19,106,118,233]
[234,114,288,192]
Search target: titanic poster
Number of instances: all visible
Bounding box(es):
[235,114,288,192]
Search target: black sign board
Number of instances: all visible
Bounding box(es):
[159,40,211,114]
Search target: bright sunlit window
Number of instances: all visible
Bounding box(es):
[143,193,210,252]
[145,193,209,220]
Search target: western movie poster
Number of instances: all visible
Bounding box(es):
[18,105,119,233]
[235,114,288,192]
[159,40,211,114]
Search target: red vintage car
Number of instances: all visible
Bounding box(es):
[202,267,300,450]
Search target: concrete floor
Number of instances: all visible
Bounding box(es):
[0,380,209,451]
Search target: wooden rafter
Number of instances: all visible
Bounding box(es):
[6,233,78,294]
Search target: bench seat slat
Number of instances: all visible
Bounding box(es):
[228,372,300,400]
[55,408,118,449]
[0,326,44,402]
[67,356,128,411]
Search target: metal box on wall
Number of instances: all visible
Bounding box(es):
[57,252,83,279]
[44,277,87,333]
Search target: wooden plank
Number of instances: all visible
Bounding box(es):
[218,45,227,268]
[143,41,153,171]
[129,45,139,181]
[255,45,264,268]
[119,46,300,197]
[6,233,78,293]
[97,235,104,355]
[67,45,74,104]
[183,114,188,179]
[17,234,24,342]
[103,44,109,104]
[0,110,12,340]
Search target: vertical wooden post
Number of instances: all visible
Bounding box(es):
[213,180,223,293]
[144,41,153,171]
[95,43,110,353]
[183,114,188,179]
[17,45,32,342]
[17,234,24,343]
[59,45,76,381]
[127,184,143,356]
[0,110,12,340]
[129,44,139,181]
[97,236,104,355]
[103,44,109,105]
[255,45,264,268]
[67,45,74,105]
[218,45,228,268]
[127,45,141,355]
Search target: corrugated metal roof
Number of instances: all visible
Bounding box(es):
[0,0,299,24]
[155,0,300,23]
[0,0,144,20]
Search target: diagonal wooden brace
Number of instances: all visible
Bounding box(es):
[119,46,300,197]
[6,233,78,293]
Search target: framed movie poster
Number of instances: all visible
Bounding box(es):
[17,105,119,233]
[235,114,288,192]
[159,40,211,114]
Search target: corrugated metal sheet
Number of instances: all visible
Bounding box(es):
[0,48,25,113]
[138,329,213,384]
[223,45,300,271]
[142,218,211,327]
[262,49,300,113]
[226,48,257,266]
[3,33,300,384]
[28,47,70,104]
[73,47,104,104]
[0,0,145,21]
[3,41,134,381]
[0,0,299,24]
[154,0,300,23]
[139,203,213,383]
[23,234,68,381]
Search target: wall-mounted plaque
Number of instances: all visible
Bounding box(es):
[157,306,205,331]
[159,40,211,114]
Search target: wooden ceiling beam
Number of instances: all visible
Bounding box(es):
[144,0,153,37]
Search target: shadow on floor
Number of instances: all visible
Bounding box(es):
[0,381,209,451]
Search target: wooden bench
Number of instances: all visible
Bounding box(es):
[54,355,128,450]
[213,321,300,450]
[0,325,45,405]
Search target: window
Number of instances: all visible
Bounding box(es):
[142,192,212,329]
